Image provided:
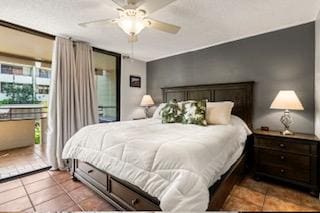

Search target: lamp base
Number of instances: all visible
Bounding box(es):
[144,107,149,118]
[281,129,294,135]
[280,109,294,135]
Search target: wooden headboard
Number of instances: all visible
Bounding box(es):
[162,82,254,129]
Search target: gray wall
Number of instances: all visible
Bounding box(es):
[316,14,320,137]
[147,23,315,133]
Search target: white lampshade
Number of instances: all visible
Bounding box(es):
[270,90,304,110]
[140,95,154,107]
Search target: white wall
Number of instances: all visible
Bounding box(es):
[121,58,147,121]
[316,12,320,137]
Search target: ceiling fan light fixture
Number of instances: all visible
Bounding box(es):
[79,0,181,41]
[117,9,147,36]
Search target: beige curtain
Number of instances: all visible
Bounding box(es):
[75,42,98,127]
[47,37,98,170]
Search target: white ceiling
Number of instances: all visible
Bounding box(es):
[1,0,320,62]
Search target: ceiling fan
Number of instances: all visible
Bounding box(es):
[79,0,181,42]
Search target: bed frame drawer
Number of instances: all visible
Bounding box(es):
[77,161,107,187]
[110,178,160,211]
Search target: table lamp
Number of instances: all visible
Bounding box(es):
[270,90,304,135]
[140,95,154,118]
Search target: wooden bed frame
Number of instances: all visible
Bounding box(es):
[71,81,254,211]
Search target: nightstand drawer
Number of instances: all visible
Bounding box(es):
[258,164,310,183]
[255,149,310,170]
[255,137,314,155]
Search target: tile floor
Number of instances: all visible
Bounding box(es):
[0,144,49,180]
[1,170,320,212]
[0,170,115,212]
[222,175,320,211]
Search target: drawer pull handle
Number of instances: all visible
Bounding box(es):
[280,169,285,173]
[87,170,94,174]
[280,156,285,160]
[279,144,285,148]
[131,198,138,206]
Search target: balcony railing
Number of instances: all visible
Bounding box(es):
[0,105,116,122]
[0,105,48,153]
[0,105,47,121]
[98,105,117,123]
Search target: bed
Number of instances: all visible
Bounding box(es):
[63,81,254,211]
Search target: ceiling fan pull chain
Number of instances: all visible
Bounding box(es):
[131,41,134,59]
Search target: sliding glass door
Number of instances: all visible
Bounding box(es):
[93,49,121,123]
[0,23,53,180]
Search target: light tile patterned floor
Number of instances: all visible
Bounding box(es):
[0,170,115,212]
[0,144,49,180]
[222,175,320,211]
[1,170,320,212]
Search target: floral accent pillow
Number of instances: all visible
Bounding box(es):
[160,99,183,123]
[181,100,207,126]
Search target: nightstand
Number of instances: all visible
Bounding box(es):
[253,130,320,196]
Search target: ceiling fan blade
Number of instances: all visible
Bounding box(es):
[112,0,145,9]
[79,19,117,28]
[146,18,181,34]
[111,0,126,8]
[127,0,145,7]
[138,0,176,14]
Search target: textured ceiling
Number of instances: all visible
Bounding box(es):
[1,0,320,62]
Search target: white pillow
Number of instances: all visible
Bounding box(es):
[206,101,234,125]
[152,103,166,119]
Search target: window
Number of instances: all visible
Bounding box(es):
[38,69,50,78]
[0,64,32,76]
[1,64,12,74]
[12,66,23,75]
[37,85,49,94]
[23,68,32,76]
[1,64,24,75]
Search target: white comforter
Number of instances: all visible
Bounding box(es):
[62,116,251,211]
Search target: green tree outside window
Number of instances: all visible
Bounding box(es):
[0,83,40,105]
